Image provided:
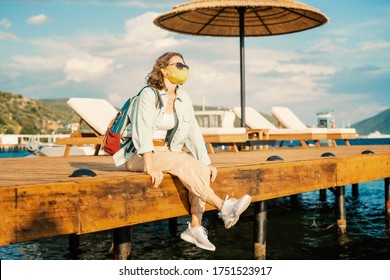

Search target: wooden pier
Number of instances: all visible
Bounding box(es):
[0,145,389,259]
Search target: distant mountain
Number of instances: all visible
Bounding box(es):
[351,108,390,136]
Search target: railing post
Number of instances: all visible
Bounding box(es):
[335,186,347,235]
[253,201,267,260]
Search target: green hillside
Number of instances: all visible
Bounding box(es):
[351,108,390,136]
[0,91,79,134]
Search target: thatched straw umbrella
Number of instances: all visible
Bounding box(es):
[154,0,329,126]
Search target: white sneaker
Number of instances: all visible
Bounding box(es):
[219,195,251,229]
[180,222,216,251]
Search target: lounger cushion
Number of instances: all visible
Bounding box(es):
[221,111,236,128]
[233,107,277,129]
[271,106,307,129]
[272,106,356,135]
[268,128,326,135]
[326,128,356,134]
[200,127,246,135]
[67,98,118,135]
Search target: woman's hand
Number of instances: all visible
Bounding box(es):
[146,168,164,188]
[143,152,163,188]
[208,165,218,182]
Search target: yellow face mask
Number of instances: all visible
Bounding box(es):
[163,63,189,85]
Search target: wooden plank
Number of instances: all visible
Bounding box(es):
[266,133,327,141]
[216,159,338,201]
[326,133,356,139]
[78,175,190,233]
[0,183,79,246]
[0,188,17,245]
[77,159,338,234]
[56,137,103,145]
[0,155,125,187]
[202,134,247,143]
[337,154,390,185]
[202,134,247,153]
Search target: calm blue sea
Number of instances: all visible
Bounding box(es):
[0,141,389,260]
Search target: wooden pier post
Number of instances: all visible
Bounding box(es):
[113,226,132,260]
[335,186,347,235]
[319,189,327,201]
[68,234,80,258]
[385,178,390,233]
[290,194,300,208]
[352,183,359,198]
[320,152,336,202]
[252,154,282,259]
[253,201,267,260]
[168,217,178,235]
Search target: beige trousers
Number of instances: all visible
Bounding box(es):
[125,147,215,214]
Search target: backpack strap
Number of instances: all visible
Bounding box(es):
[149,86,163,109]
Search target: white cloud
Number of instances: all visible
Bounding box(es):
[63,55,114,82]
[1,12,175,96]
[329,18,387,38]
[306,38,337,53]
[0,18,11,29]
[0,18,21,42]
[11,55,64,71]
[26,14,51,25]
[114,0,180,8]
[0,31,21,42]
[107,93,123,106]
[2,9,384,125]
[1,54,64,79]
[239,48,337,76]
[124,12,176,48]
[249,59,335,76]
[360,41,390,51]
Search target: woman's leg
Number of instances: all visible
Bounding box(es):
[126,150,220,217]
[191,213,202,228]
[183,180,222,215]
[184,183,220,228]
[151,150,220,208]
[127,150,250,231]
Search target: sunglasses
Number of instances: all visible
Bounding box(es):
[168,62,189,70]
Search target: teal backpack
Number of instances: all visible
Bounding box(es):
[103,86,161,155]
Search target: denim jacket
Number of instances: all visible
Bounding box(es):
[113,86,211,167]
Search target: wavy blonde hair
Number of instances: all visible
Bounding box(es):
[146,52,184,90]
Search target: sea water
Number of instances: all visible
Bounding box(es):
[0,148,389,260]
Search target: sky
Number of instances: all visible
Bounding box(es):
[0,0,389,128]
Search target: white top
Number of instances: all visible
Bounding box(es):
[153,113,177,139]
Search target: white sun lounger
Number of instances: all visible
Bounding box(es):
[56,98,118,156]
[271,106,356,147]
[233,107,329,148]
[200,126,247,153]
[195,110,253,153]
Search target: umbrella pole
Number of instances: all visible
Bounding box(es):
[239,7,246,128]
